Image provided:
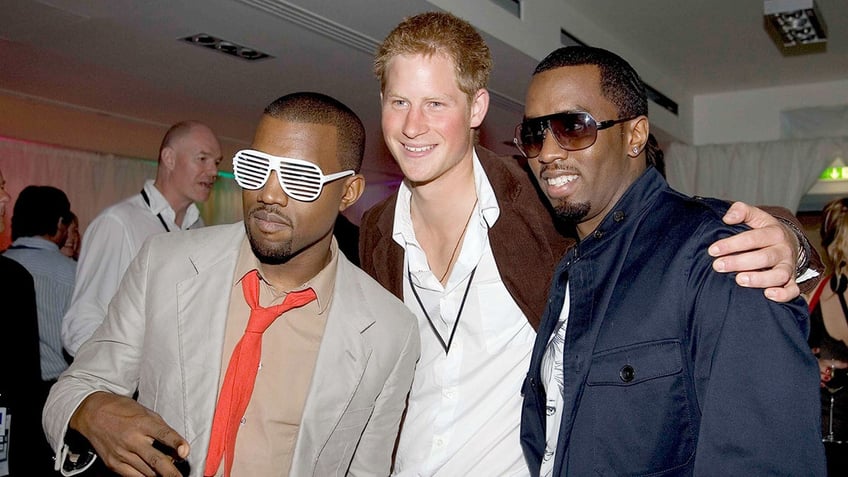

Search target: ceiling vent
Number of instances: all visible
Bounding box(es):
[180,33,272,61]
[764,0,827,55]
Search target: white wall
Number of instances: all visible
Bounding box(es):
[427,0,693,143]
[693,79,848,146]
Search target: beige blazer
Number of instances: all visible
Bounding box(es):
[43,222,419,476]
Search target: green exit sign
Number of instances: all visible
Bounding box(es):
[820,166,848,181]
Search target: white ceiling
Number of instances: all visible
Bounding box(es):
[564,0,847,95]
[1,0,847,185]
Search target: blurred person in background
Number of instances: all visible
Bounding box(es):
[807,197,848,476]
[60,211,81,261]
[0,167,44,476]
[62,120,222,357]
[1,182,74,475]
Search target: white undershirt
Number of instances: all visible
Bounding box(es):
[540,282,571,477]
[391,151,537,477]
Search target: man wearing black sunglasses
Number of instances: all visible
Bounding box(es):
[359,11,818,477]
[519,46,825,476]
[43,92,419,477]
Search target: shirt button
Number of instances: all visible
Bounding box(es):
[619,364,636,383]
[613,210,626,222]
[434,437,445,447]
[593,230,604,239]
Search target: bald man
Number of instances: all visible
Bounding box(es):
[62,120,223,356]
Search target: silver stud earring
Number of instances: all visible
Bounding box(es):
[633,147,639,154]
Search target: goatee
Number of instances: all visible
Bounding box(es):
[554,199,590,223]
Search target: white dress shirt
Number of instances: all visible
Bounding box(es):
[61,180,203,355]
[391,151,536,476]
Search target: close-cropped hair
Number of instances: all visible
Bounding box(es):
[374,11,492,102]
[11,185,72,240]
[263,92,366,173]
[820,197,848,277]
[533,46,648,120]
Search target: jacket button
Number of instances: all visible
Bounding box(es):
[619,365,635,383]
[613,211,626,222]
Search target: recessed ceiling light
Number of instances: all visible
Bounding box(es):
[764,0,827,55]
[180,33,272,61]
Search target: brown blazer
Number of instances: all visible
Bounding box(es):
[359,147,574,330]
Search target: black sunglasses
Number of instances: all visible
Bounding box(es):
[513,111,638,159]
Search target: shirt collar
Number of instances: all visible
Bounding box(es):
[9,235,60,251]
[472,148,501,228]
[577,166,665,250]
[142,180,201,230]
[232,234,338,314]
[392,147,501,249]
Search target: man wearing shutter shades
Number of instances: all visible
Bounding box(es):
[43,92,419,477]
[518,46,825,476]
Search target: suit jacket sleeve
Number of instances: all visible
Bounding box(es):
[43,231,151,467]
[689,219,825,475]
[347,311,419,476]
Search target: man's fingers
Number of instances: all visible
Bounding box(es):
[729,264,794,289]
[152,428,190,459]
[712,251,786,275]
[101,448,156,477]
[763,284,799,303]
[723,201,778,228]
[709,226,786,259]
[147,446,186,477]
[722,201,750,226]
[726,266,797,303]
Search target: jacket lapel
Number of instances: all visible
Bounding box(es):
[291,256,374,472]
[362,193,405,300]
[177,223,245,446]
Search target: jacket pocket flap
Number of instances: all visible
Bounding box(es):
[587,340,682,386]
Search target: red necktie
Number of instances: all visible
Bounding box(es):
[204,270,317,477]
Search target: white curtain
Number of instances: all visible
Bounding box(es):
[0,136,243,250]
[665,137,848,213]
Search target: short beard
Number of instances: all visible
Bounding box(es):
[553,199,590,223]
[245,224,293,265]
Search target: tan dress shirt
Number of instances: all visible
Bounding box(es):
[212,237,336,476]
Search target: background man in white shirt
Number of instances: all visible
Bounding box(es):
[62,120,222,356]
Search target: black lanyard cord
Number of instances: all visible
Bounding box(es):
[140,189,171,232]
[408,265,477,355]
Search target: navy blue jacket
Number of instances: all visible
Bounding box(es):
[521,167,825,476]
